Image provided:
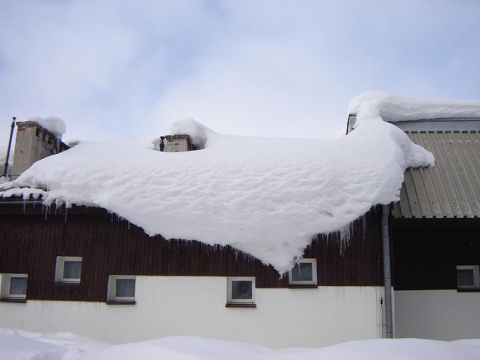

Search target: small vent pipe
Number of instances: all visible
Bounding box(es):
[3,117,16,178]
[159,136,165,152]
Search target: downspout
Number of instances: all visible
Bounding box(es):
[382,204,394,338]
[3,117,16,178]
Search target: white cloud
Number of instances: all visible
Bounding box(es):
[0,0,479,144]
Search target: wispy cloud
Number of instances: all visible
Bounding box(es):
[0,0,479,143]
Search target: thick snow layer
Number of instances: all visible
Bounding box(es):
[350,91,480,125]
[0,116,433,273]
[27,116,66,138]
[1,330,480,360]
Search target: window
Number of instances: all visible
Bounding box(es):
[107,275,136,304]
[288,258,317,286]
[1,274,28,301]
[55,256,82,284]
[456,265,480,290]
[226,277,255,307]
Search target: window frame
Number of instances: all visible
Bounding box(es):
[456,265,480,291]
[55,256,82,284]
[288,258,318,287]
[107,275,136,304]
[226,277,256,307]
[0,273,28,302]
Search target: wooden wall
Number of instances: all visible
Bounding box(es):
[0,203,384,302]
[392,218,480,290]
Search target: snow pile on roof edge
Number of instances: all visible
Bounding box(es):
[349,91,480,124]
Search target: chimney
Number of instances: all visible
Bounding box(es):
[10,121,69,179]
[161,134,194,152]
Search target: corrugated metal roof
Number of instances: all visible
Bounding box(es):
[392,129,480,218]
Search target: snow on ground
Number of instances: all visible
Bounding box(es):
[0,329,108,360]
[1,329,480,360]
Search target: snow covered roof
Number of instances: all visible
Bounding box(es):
[0,92,453,273]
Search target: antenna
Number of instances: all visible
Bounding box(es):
[3,116,17,178]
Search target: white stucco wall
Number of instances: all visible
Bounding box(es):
[395,290,480,340]
[0,276,385,348]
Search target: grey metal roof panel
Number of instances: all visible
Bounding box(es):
[393,130,480,218]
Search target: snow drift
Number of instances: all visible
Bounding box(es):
[1,329,480,360]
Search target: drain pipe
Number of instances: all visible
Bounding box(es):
[3,116,16,178]
[382,204,394,338]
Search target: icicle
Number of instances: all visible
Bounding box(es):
[22,195,26,214]
[43,204,49,221]
[338,221,355,255]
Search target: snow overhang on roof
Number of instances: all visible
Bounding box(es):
[349,92,480,221]
[348,91,480,125]
[0,92,450,273]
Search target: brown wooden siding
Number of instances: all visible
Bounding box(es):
[392,218,480,290]
[0,203,383,302]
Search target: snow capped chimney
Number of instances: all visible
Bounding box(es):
[10,120,69,179]
[159,135,194,152]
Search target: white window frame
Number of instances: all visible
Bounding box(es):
[0,273,28,301]
[456,265,480,290]
[107,275,136,304]
[288,258,318,286]
[55,256,82,284]
[226,277,255,306]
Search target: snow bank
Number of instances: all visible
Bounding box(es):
[0,329,108,360]
[27,116,66,138]
[1,330,480,360]
[89,337,480,360]
[349,91,480,125]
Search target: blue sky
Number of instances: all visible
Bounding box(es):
[1,0,479,143]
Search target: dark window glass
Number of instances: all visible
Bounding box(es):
[10,277,27,295]
[457,269,474,287]
[232,280,252,300]
[63,261,82,279]
[116,278,135,298]
[291,263,313,282]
